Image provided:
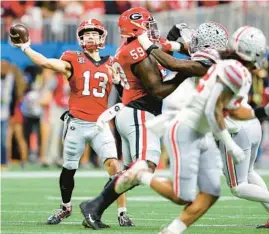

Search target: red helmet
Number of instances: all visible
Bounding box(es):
[118,7,160,41]
[76,19,107,50]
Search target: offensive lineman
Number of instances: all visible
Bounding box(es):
[79,7,190,229]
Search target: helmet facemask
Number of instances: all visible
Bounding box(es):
[142,19,160,42]
[77,27,107,50]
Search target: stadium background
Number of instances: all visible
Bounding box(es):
[1,0,268,169]
[1,1,269,233]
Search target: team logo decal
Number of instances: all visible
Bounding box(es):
[129,13,143,20]
[70,126,75,130]
[114,105,120,112]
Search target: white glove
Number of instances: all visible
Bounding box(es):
[226,142,245,164]
[218,129,245,164]
[175,23,195,45]
[137,32,154,51]
[175,23,188,31]
[106,64,121,85]
[11,39,31,52]
[96,103,125,131]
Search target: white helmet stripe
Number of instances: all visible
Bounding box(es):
[234,26,249,45]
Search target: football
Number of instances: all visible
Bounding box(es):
[9,24,29,44]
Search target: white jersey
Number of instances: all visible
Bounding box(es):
[225,98,254,133]
[175,59,252,134]
[162,49,219,113]
[162,76,197,112]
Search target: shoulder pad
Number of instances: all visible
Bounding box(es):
[60,51,82,61]
[216,60,251,95]
[121,39,148,64]
[191,49,220,65]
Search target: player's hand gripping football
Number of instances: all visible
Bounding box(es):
[9,24,31,51]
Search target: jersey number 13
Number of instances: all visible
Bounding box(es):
[82,70,108,98]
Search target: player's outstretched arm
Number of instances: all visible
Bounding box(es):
[224,102,269,121]
[205,80,245,163]
[10,25,71,76]
[22,47,71,75]
[137,32,207,76]
[132,55,181,99]
[227,105,255,120]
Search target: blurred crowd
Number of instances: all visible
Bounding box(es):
[1,56,269,169]
[1,0,233,22]
[1,1,234,42]
[0,57,122,169]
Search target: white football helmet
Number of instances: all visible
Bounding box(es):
[189,22,228,54]
[230,26,267,69]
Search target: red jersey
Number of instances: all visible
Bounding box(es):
[60,51,113,121]
[113,39,166,106]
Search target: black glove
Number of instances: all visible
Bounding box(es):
[166,25,180,41]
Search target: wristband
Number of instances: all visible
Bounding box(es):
[169,41,184,52]
[146,44,159,55]
[21,44,30,52]
[138,32,153,50]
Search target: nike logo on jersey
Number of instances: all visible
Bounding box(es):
[88,214,95,223]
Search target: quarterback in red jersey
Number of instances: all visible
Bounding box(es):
[11,19,133,228]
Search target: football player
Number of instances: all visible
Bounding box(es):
[10,19,133,228]
[218,27,269,229]
[79,7,190,228]
[115,27,268,233]
[142,25,269,229]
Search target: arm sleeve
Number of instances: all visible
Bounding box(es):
[204,82,225,134]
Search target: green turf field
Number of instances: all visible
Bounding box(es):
[1,169,269,234]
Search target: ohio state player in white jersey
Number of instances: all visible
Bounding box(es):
[115,27,268,233]
[218,27,269,229]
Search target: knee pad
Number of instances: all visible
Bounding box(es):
[63,161,79,170]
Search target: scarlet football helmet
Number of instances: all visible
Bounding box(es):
[118,7,160,41]
[77,19,107,50]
